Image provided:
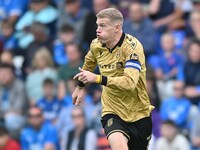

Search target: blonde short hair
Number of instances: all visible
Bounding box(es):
[32,47,54,69]
[96,8,124,24]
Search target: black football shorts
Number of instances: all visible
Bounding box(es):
[101,114,152,150]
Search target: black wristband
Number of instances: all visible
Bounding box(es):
[101,76,107,86]
[78,80,85,87]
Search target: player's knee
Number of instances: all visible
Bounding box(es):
[108,132,128,150]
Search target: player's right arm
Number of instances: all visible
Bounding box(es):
[72,41,97,105]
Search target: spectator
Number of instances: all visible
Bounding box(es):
[26,48,57,104]
[0,0,22,24]
[123,2,156,57]
[149,32,183,99]
[178,38,200,105]
[15,0,58,48]
[61,107,97,150]
[53,24,79,65]
[58,43,83,99]
[155,120,190,150]
[147,0,183,30]
[189,10,200,41]
[58,0,88,40]
[23,22,53,74]
[82,0,110,48]
[22,22,52,73]
[0,63,26,133]
[193,0,200,11]
[153,33,183,80]
[0,20,17,51]
[0,126,20,150]
[0,51,23,79]
[160,80,191,129]
[36,78,66,124]
[21,106,60,150]
[190,112,200,150]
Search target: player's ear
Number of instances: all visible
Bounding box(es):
[115,24,121,33]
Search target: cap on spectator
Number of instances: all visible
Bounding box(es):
[31,0,46,3]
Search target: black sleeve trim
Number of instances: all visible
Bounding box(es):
[78,80,85,87]
[101,76,107,86]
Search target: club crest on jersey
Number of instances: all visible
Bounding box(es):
[107,118,113,127]
[116,62,123,69]
[130,53,139,61]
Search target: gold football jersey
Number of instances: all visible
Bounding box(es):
[82,33,154,122]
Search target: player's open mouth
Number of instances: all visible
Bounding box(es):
[97,35,100,39]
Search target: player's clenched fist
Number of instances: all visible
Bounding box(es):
[72,86,84,105]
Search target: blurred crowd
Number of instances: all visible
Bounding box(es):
[0,0,200,150]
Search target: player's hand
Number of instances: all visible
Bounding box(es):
[73,67,97,84]
[72,87,84,105]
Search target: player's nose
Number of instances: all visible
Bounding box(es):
[96,27,101,33]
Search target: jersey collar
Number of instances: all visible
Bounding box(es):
[102,32,125,53]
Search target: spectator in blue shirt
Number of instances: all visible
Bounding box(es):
[0,20,17,51]
[160,80,191,129]
[36,78,66,124]
[21,106,60,150]
[15,0,58,48]
[53,24,80,65]
[149,32,183,81]
[0,0,22,24]
[123,2,156,58]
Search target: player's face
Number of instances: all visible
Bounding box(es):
[96,18,116,44]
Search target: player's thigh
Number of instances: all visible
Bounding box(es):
[108,132,128,150]
[128,116,152,150]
